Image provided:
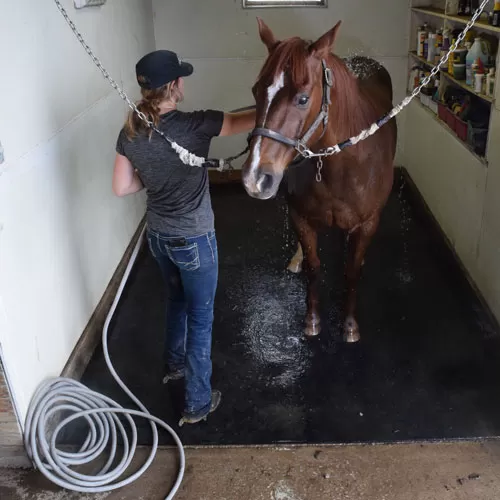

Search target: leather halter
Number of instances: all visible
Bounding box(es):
[250,59,333,154]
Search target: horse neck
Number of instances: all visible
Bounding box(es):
[319,55,380,149]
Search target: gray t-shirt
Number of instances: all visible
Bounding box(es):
[116,109,224,237]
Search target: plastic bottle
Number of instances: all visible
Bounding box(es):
[475,72,484,94]
[471,59,479,86]
[443,29,450,48]
[427,34,437,63]
[486,67,496,96]
[434,33,440,65]
[441,31,451,71]
[408,67,420,92]
[434,74,441,98]
[417,23,429,57]
[466,37,490,86]
[436,30,443,52]
[493,1,500,27]
[417,26,423,56]
[449,38,457,75]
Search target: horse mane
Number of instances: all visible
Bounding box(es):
[257,37,311,92]
[327,55,386,147]
[257,37,391,155]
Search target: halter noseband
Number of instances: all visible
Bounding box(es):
[250,59,333,156]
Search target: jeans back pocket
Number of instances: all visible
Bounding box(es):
[166,242,200,271]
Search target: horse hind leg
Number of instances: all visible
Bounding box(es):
[287,242,303,273]
[344,217,379,343]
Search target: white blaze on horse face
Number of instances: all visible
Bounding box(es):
[265,71,285,123]
[248,71,285,181]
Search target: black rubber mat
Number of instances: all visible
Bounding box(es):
[67,168,500,446]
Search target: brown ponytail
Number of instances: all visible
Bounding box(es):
[124,79,183,140]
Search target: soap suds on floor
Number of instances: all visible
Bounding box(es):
[272,480,303,500]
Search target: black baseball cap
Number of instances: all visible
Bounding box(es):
[135,50,193,89]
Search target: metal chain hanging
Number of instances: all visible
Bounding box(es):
[53,0,490,167]
[316,156,323,183]
[52,0,242,170]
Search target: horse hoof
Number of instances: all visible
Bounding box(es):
[343,317,360,343]
[305,320,321,337]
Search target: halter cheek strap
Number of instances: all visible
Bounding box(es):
[250,59,333,153]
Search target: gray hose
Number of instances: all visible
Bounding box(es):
[23,223,185,498]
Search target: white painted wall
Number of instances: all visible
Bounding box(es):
[404,101,488,272]
[405,98,500,323]
[0,0,154,423]
[152,0,411,166]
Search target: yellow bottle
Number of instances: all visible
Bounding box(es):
[448,39,456,76]
[464,29,476,44]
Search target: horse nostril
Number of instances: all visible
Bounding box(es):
[256,173,274,193]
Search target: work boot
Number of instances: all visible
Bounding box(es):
[162,365,184,384]
[178,390,221,426]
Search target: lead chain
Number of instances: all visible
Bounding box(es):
[316,156,323,183]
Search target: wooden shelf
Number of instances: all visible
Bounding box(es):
[409,50,443,67]
[411,7,500,34]
[411,98,488,164]
[412,6,447,20]
[446,12,500,34]
[409,51,494,103]
[443,69,494,102]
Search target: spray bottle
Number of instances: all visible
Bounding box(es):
[417,23,429,57]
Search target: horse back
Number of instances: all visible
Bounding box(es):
[344,55,393,106]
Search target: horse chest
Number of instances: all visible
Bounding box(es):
[297,192,361,231]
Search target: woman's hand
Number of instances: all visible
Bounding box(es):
[112,154,144,196]
[220,108,256,137]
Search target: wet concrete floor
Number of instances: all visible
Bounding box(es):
[3,441,500,499]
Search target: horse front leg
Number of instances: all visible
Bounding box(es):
[291,211,321,337]
[344,217,379,343]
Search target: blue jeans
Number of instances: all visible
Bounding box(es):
[147,228,218,418]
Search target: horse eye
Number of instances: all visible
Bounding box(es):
[297,94,309,107]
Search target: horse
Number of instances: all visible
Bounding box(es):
[241,19,397,343]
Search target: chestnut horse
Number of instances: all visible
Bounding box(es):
[241,19,397,342]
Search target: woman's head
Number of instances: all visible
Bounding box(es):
[124,50,192,139]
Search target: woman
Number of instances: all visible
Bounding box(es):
[113,49,256,426]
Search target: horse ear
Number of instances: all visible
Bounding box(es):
[309,21,341,58]
[257,17,278,52]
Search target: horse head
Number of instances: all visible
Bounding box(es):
[242,18,341,200]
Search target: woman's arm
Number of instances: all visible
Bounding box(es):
[112,153,144,197]
[219,108,256,137]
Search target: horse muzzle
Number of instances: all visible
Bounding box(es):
[242,163,283,200]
